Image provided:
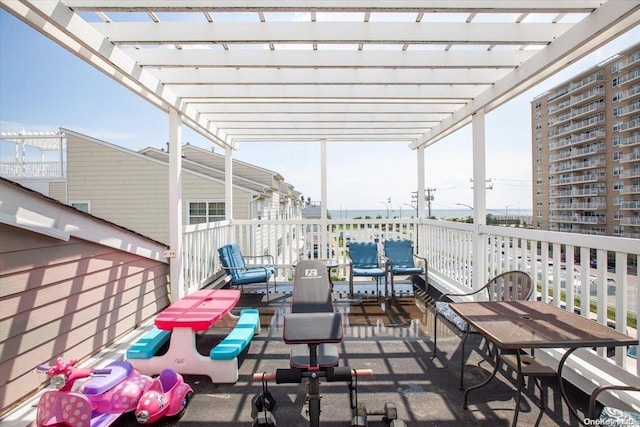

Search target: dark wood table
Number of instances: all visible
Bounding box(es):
[449,300,637,426]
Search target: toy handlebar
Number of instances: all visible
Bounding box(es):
[35,364,111,376]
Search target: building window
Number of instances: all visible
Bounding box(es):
[613,166,623,176]
[612,62,620,73]
[70,201,91,213]
[188,201,225,224]
[613,181,623,190]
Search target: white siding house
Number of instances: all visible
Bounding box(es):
[0,129,304,245]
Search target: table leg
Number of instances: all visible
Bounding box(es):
[558,348,584,426]
[326,266,334,290]
[463,340,500,409]
[512,351,525,427]
[129,327,237,383]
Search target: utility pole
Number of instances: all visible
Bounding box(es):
[426,188,436,218]
[412,189,436,218]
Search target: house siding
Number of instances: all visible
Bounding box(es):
[0,223,170,415]
[48,180,66,202]
[182,173,252,221]
[182,145,278,188]
[66,132,258,244]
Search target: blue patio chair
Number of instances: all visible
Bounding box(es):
[383,239,427,297]
[347,241,387,297]
[432,270,534,389]
[628,345,637,359]
[218,243,276,300]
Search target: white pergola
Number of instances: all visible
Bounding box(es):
[2,0,639,299]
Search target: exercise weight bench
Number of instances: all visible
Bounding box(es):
[252,260,406,427]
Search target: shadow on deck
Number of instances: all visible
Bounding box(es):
[12,280,590,426]
[123,279,587,426]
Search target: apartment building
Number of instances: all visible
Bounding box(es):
[531,42,640,238]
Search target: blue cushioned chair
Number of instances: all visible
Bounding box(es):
[432,270,533,389]
[218,243,276,300]
[347,241,387,297]
[383,239,427,297]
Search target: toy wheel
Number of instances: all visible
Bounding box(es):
[174,391,193,420]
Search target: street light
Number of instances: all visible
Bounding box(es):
[379,200,390,219]
[504,204,513,217]
[402,203,417,217]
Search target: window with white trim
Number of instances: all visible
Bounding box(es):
[70,201,91,213]
[188,201,225,224]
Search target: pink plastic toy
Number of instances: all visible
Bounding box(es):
[35,357,152,427]
[135,368,193,424]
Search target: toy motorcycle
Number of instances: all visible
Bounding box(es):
[36,357,153,427]
[134,368,193,424]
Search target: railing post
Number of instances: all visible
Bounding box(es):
[168,107,184,302]
[471,109,487,292]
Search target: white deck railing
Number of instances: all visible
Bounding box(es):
[182,217,640,397]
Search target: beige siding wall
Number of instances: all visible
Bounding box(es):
[67,134,255,243]
[182,146,276,187]
[0,223,169,415]
[67,133,170,242]
[48,180,67,202]
[182,173,252,221]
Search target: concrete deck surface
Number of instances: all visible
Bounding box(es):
[111,282,588,427]
[4,281,594,427]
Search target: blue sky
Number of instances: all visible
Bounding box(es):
[1,10,638,212]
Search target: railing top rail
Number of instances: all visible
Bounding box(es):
[183,219,231,233]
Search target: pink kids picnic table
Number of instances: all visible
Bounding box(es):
[129,289,242,382]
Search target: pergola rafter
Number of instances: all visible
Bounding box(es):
[2,0,639,146]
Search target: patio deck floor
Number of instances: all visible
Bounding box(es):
[120,279,587,426]
[9,279,590,427]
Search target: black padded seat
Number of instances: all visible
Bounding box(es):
[290,344,340,369]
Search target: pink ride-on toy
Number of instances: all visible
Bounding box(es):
[135,368,193,424]
[35,357,192,427]
[36,357,153,427]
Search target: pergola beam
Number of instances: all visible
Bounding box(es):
[129,49,538,69]
[171,84,483,99]
[192,103,460,114]
[204,113,443,123]
[92,22,570,45]
[411,0,640,148]
[1,0,235,150]
[64,1,602,13]
[148,68,511,85]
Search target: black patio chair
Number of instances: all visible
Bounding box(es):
[432,270,534,389]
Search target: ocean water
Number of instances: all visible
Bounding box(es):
[329,208,532,220]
